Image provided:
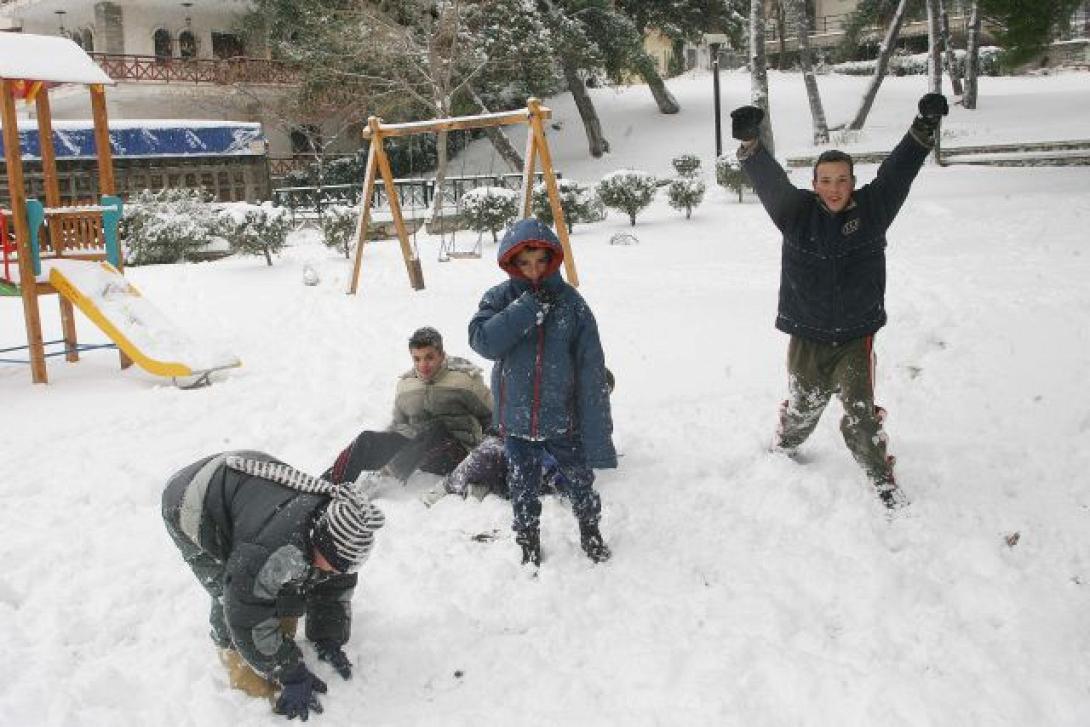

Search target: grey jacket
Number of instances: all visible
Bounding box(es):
[162,451,357,681]
[389,356,493,448]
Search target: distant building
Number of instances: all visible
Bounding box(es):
[0,0,355,168]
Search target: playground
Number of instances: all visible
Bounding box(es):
[2,59,1090,726]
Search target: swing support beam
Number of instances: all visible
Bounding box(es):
[347,98,578,294]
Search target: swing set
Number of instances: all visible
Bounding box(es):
[347,98,578,294]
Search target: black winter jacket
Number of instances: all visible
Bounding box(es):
[163,451,357,680]
[741,131,931,344]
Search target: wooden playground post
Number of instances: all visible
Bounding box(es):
[1,79,47,383]
[90,82,131,370]
[35,89,81,363]
[526,98,577,287]
[371,120,424,291]
[347,99,577,295]
[346,118,381,296]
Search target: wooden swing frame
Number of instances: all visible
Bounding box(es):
[347,98,579,294]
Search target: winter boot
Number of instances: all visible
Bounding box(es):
[578,521,611,563]
[875,479,908,510]
[218,648,277,700]
[515,528,541,567]
[872,455,907,510]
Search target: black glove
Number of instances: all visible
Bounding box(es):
[275,664,328,721]
[535,287,560,308]
[730,105,764,142]
[917,93,949,124]
[315,640,353,680]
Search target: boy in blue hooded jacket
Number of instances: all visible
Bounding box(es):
[469,218,616,566]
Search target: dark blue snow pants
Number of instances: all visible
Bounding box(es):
[505,434,600,533]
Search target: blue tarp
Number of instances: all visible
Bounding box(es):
[0,122,265,160]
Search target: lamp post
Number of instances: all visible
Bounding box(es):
[703,34,730,158]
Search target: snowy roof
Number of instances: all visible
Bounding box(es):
[0,121,266,160]
[0,33,114,85]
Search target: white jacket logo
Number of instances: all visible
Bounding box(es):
[842,218,861,236]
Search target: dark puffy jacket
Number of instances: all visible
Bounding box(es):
[741,131,930,344]
[163,451,357,680]
[468,219,616,468]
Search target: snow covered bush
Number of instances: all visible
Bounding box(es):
[121,188,217,266]
[596,170,658,226]
[531,178,605,232]
[671,153,702,178]
[667,177,706,219]
[716,155,751,203]
[218,203,290,266]
[460,186,520,243]
[320,205,359,258]
[832,47,1002,77]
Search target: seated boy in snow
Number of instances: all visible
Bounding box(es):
[731,93,949,510]
[322,326,493,490]
[421,369,615,507]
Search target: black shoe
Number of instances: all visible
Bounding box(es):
[579,522,611,563]
[515,528,540,567]
[876,481,908,510]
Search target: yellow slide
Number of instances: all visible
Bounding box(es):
[47,259,240,381]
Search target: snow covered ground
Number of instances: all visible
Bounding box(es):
[3,70,1090,726]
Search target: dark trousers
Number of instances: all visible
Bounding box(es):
[775,334,894,484]
[323,422,468,485]
[444,434,567,499]
[505,434,600,533]
[162,474,232,648]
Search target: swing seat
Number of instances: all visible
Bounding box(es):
[444,250,481,260]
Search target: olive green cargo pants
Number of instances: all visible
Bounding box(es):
[774,334,895,486]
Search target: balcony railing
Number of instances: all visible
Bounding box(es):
[88,53,301,86]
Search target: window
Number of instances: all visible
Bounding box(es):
[81,28,94,52]
[211,32,244,59]
[153,29,172,61]
[179,30,197,59]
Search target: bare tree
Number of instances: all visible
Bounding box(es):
[939,0,964,97]
[925,0,943,93]
[847,0,911,131]
[963,0,982,109]
[749,0,775,155]
[792,0,829,144]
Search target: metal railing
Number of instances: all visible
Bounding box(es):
[88,52,301,85]
[271,172,557,224]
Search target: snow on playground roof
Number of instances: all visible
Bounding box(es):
[0,120,266,160]
[0,33,113,85]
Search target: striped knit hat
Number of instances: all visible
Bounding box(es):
[224,455,385,573]
[310,486,385,573]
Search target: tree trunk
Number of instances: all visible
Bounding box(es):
[963,0,981,109]
[848,0,910,130]
[926,0,943,93]
[263,246,273,266]
[925,0,944,162]
[749,0,776,155]
[631,51,681,114]
[794,0,829,144]
[429,128,450,231]
[939,0,964,97]
[468,86,523,171]
[561,57,610,158]
[775,2,787,70]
